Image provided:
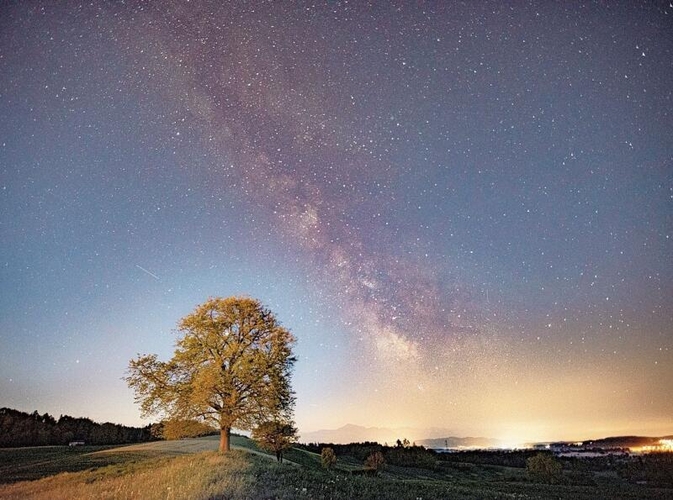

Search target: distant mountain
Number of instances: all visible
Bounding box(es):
[299,424,455,445]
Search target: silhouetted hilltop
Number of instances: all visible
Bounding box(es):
[560,435,673,449]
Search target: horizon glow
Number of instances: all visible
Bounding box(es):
[1,1,671,444]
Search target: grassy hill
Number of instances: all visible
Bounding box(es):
[0,436,671,499]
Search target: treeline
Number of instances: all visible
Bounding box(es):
[437,449,541,468]
[299,440,438,470]
[618,453,673,487]
[0,407,156,448]
[299,442,548,470]
[299,441,383,461]
[559,452,673,487]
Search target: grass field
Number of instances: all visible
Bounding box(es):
[0,437,671,499]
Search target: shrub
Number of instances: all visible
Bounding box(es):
[364,451,385,473]
[526,453,562,484]
[321,447,337,470]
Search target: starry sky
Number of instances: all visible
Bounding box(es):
[1,1,672,443]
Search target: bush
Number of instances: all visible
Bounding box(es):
[364,451,385,473]
[526,453,562,484]
[321,447,337,470]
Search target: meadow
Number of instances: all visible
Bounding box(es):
[0,436,671,499]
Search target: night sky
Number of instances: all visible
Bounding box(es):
[1,1,671,443]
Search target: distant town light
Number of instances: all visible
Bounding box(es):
[632,439,673,454]
[659,439,673,451]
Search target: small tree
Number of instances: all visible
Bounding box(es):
[527,452,562,484]
[252,420,298,463]
[364,450,385,474]
[321,447,337,470]
[126,297,296,453]
[395,438,410,448]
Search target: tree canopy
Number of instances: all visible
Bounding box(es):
[126,296,296,452]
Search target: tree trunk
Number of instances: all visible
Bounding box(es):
[219,427,231,453]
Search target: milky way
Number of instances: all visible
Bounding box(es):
[107,3,493,365]
[1,1,671,440]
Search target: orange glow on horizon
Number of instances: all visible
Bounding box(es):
[631,439,673,454]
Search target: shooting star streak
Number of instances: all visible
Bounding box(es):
[135,264,160,281]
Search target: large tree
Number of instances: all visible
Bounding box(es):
[126,296,296,452]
